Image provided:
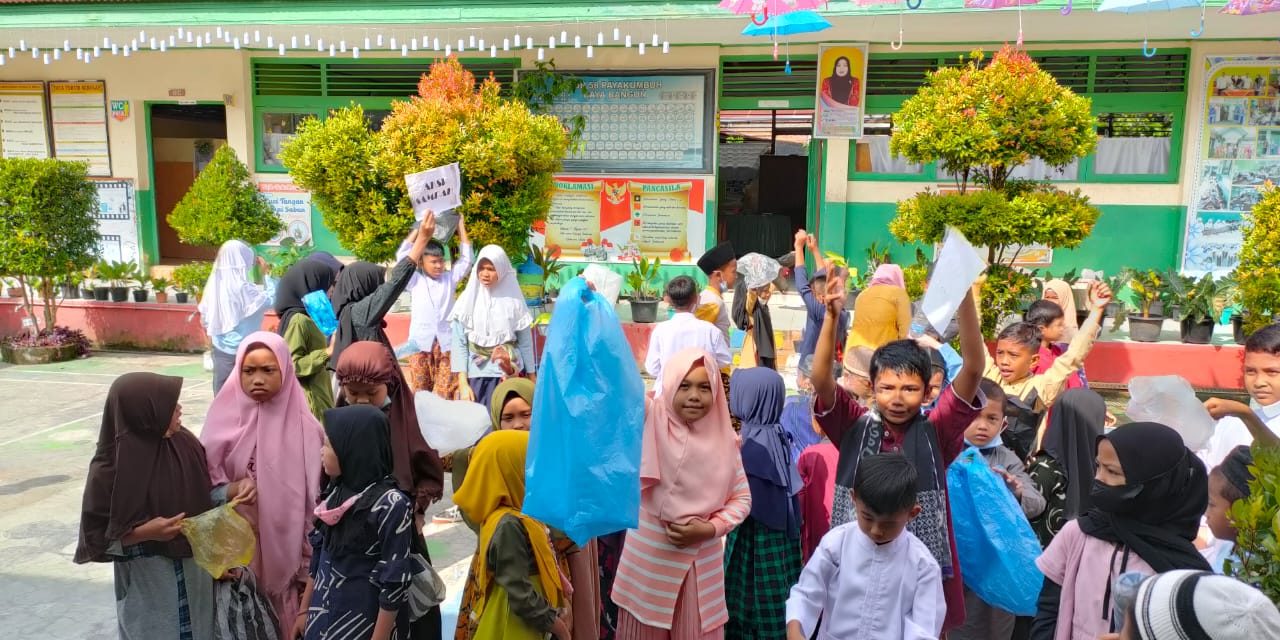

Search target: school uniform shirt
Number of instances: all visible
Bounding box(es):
[397,239,473,353]
[695,285,732,342]
[644,312,732,394]
[786,522,946,640]
[1201,400,1280,470]
[210,276,277,355]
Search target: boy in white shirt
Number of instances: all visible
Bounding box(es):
[1202,324,1280,469]
[645,275,731,395]
[397,215,472,398]
[786,453,946,640]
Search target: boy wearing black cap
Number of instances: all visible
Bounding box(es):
[695,241,738,342]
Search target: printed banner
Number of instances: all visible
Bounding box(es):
[0,81,50,160]
[258,181,313,246]
[92,179,142,266]
[814,44,869,140]
[50,81,111,176]
[1183,56,1280,275]
[532,176,707,263]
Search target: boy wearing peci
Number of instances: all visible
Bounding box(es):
[809,270,987,633]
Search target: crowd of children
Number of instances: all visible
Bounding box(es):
[75,221,1280,640]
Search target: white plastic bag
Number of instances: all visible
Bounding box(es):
[414,390,490,455]
[581,265,623,306]
[1126,375,1215,450]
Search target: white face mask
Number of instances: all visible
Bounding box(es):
[381,395,393,409]
[1252,398,1280,418]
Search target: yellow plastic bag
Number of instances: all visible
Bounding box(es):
[181,499,256,579]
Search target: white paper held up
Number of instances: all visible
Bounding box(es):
[920,226,988,335]
[405,162,461,220]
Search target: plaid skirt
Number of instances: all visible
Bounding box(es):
[723,517,803,640]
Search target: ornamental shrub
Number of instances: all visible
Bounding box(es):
[1235,183,1280,334]
[282,57,571,262]
[168,146,282,247]
[0,158,100,331]
[1226,443,1280,603]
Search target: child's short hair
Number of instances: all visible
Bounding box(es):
[979,378,1007,407]
[1025,299,1066,328]
[869,340,932,388]
[665,276,697,310]
[926,348,945,379]
[998,322,1043,352]
[854,454,919,516]
[1213,445,1254,504]
[423,239,446,259]
[1245,324,1280,355]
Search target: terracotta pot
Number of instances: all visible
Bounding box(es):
[155,292,169,304]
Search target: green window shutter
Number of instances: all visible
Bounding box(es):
[252,59,518,99]
[1091,52,1189,94]
[252,62,323,97]
[719,57,818,109]
[1030,54,1090,93]
[865,56,940,96]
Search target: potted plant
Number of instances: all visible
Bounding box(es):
[130,267,150,303]
[625,256,662,323]
[99,260,132,302]
[524,244,565,312]
[89,260,110,301]
[171,261,212,304]
[150,277,171,304]
[79,267,96,299]
[1121,268,1167,343]
[3,276,24,298]
[1170,272,1218,345]
[58,272,82,299]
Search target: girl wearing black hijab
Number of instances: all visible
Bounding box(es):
[274,259,337,419]
[1027,389,1107,547]
[75,372,219,640]
[1031,422,1210,640]
[820,56,860,107]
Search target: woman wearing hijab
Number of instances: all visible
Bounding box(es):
[76,372,218,640]
[1026,389,1107,548]
[847,264,913,351]
[732,252,781,370]
[1032,422,1211,640]
[453,430,569,640]
[200,240,275,394]
[819,55,860,108]
[202,332,326,635]
[306,251,344,281]
[274,259,337,418]
[724,368,803,640]
[328,220,431,369]
[448,245,535,409]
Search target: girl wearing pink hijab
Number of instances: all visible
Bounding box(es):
[201,330,325,635]
[847,263,912,350]
[612,348,752,639]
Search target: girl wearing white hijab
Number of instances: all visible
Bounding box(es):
[200,240,275,393]
[448,245,535,409]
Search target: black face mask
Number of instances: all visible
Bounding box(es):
[1090,479,1144,515]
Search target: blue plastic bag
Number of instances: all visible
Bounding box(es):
[523,277,646,545]
[302,290,337,338]
[946,447,1044,616]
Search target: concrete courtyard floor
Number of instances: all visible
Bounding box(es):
[0,350,478,639]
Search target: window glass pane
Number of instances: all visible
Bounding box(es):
[261,112,311,168]
[1094,112,1173,175]
[939,158,1079,182]
[853,114,923,175]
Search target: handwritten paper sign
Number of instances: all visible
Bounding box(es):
[405,163,461,220]
[920,227,987,335]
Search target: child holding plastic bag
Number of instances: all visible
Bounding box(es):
[74,372,219,640]
[612,348,752,639]
[297,405,415,640]
[1032,422,1211,640]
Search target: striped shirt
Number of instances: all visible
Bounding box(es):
[612,465,752,633]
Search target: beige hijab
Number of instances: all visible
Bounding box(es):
[1043,279,1079,342]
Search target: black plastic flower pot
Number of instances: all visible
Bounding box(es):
[1179,317,1216,345]
[131,289,149,303]
[630,299,660,323]
[175,292,190,304]
[93,286,110,301]
[1232,314,1245,344]
[1128,315,1164,343]
[80,287,95,299]
[109,287,129,302]
[59,285,78,299]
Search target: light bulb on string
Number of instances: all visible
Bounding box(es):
[490,45,497,57]
[93,46,99,57]
[30,47,37,58]
[139,30,146,41]
[149,38,157,50]
[290,36,297,48]
[587,45,594,58]
[478,39,485,50]
[401,44,408,56]
[411,38,418,50]
[160,41,167,52]
[121,49,128,58]
[329,44,336,57]
[111,44,118,55]
[266,36,274,48]
[503,38,510,51]
[304,33,311,47]
[340,40,347,52]
[625,35,632,47]
[597,32,604,46]
[537,47,544,61]
[526,38,533,50]
[662,41,669,54]
[186,31,193,43]
[130,38,138,49]
[433,37,440,50]
[316,40,324,52]
[75,49,82,60]
[390,37,397,50]
[53,49,60,60]
[0,55,5,66]
[216,26,223,38]
[614,27,620,41]
[254,30,261,43]
[364,37,371,49]
[640,42,647,55]
[278,43,286,55]
[376,33,384,47]
[233,37,241,50]
[169,35,176,46]
[469,34,476,48]
[204,31,211,42]
[550,36,556,49]
[653,33,659,47]
[196,37,204,48]
[445,44,452,56]
[18,40,25,51]
[457,39,465,52]
[177,27,185,38]
[63,39,70,51]
[574,35,581,48]
[353,46,360,59]
[243,32,250,44]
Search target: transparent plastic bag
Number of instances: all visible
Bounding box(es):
[414,391,490,455]
[1126,375,1215,450]
[181,500,257,579]
[580,266,623,306]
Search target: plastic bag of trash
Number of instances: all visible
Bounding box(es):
[181,500,256,579]
[415,391,491,456]
[581,265,624,306]
[1126,375,1215,450]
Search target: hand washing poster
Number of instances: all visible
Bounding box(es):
[258,181,313,246]
[530,176,707,263]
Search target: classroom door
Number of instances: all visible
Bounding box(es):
[150,104,227,263]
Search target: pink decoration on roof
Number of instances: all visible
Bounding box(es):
[1221,0,1279,14]
[963,0,1041,7]
[719,0,827,15]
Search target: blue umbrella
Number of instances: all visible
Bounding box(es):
[1097,0,1206,55]
[741,9,833,36]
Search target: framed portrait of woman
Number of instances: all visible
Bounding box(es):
[814,43,869,139]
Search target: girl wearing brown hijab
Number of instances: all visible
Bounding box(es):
[75,372,217,640]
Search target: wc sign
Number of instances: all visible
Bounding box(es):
[405,162,462,220]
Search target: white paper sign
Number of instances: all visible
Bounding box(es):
[920,227,987,335]
[405,163,461,220]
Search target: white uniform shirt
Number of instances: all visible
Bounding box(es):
[786,523,946,640]
[1201,400,1280,470]
[396,240,473,353]
[645,311,732,395]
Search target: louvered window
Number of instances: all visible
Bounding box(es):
[719,57,818,109]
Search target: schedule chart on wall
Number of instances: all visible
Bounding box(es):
[0,82,51,160]
[50,81,111,177]
[544,73,714,173]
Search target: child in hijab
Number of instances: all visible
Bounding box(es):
[274,260,338,419]
[1041,280,1079,343]
[448,245,535,409]
[200,239,275,394]
[724,368,803,640]
[1033,422,1211,640]
[1104,570,1280,640]
[329,217,433,369]
[453,430,570,640]
[202,332,326,634]
[298,405,415,640]
[612,348,752,639]
[1026,389,1107,547]
[75,372,218,640]
[732,253,781,370]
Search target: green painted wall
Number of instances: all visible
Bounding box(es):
[837,202,1184,275]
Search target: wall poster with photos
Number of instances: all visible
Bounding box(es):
[1184,56,1280,275]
